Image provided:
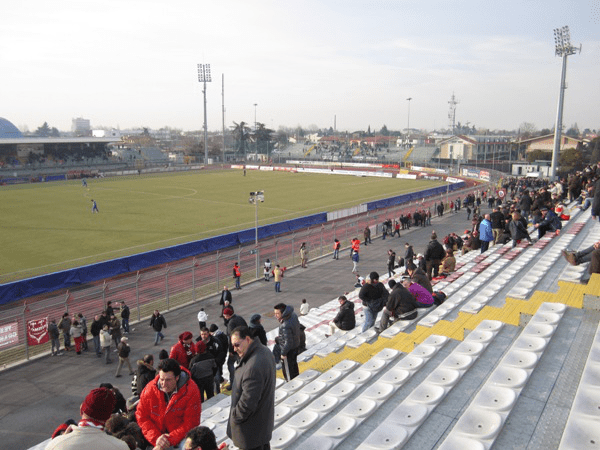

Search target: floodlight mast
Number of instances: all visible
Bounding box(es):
[249,190,264,278]
[198,64,212,165]
[550,26,580,180]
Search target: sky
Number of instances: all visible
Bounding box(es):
[2,0,599,134]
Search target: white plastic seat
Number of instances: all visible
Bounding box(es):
[409,383,445,404]
[451,407,503,440]
[209,409,229,424]
[454,341,485,356]
[440,353,474,370]
[285,409,320,431]
[281,392,311,409]
[464,329,495,343]
[378,368,411,386]
[298,380,329,397]
[396,355,426,370]
[530,311,562,325]
[361,358,387,372]
[345,368,374,385]
[473,385,518,411]
[502,350,539,369]
[340,397,378,418]
[331,359,360,373]
[522,323,554,338]
[412,344,438,358]
[274,389,288,405]
[274,405,293,425]
[279,377,306,393]
[487,366,529,388]
[306,394,340,414]
[319,415,357,438]
[327,381,358,400]
[362,381,395,401]
[438,435,487,450]
[201,406,221,421]
[269,426,298,449]
[513,335,548,353]
[427,367,461,386]
[568,386,600,417]
[316,369,343,384]
[357,425,409,449]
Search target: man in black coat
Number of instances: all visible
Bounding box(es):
[223,308,247,388]
[359,271,389,333]
[327,296,356,336]
[379,280,419,331]
[219,286,233,317]
[424,232,445,280]
[90,315,103,357]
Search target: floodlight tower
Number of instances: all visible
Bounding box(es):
[198,63,212,165]
[550,26,580,180]
[448,93,459,135]
[248,190,265,278]
[406,97,412,148]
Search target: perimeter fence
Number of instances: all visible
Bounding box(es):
[0,183,484,368]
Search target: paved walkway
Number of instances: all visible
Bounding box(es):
[4,206,483,449]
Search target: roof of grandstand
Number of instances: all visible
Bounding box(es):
[0,117,23,138]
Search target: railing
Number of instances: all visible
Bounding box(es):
[0,184,483,369]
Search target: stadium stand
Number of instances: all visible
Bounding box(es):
[196,204,600,449]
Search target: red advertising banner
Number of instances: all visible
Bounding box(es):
[27,317,49,346]
[0,322,19,348]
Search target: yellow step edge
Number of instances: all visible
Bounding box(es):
[297,279,592,375]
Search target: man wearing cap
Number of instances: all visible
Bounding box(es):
[170,331,197,370]
[115,336,134,378]
[534,206,562,239]
[137,358,201,449]
[45,387,128,449]
[358,272,389,332]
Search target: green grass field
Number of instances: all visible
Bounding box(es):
[0,169,443,283]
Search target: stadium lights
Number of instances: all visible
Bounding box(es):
[197,63,212,166]
[550,26,580,180]
[406,97,412,148]
[249,190,265,277]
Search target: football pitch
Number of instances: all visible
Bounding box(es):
[0,169,443,283]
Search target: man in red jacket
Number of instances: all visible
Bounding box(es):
[169,331,196,370]
[136,358,201,449]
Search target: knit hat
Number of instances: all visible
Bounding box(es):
[223,307,234,316]
[209,324,219,333]
[179,331,193,341]
[80,387,116,423]
[196,340,207,354]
